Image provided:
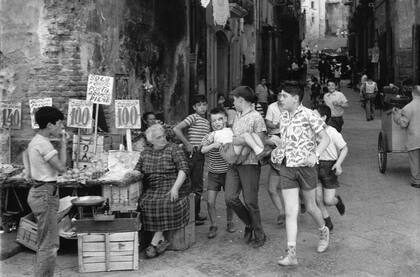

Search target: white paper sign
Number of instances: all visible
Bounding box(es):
[29,98,53,129]
[67,99,93,129]
[0,102,21,129]
[86,74,114,105]
[72,134,104,163]
[115,100,141,129]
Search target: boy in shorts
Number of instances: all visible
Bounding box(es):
[314,105,347,232]
[271,83,331,266]
[201,107,237,238]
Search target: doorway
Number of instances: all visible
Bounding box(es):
[216,31,230,100]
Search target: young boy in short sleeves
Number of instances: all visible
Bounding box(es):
[314,105,348,232]
[271,84,331,266]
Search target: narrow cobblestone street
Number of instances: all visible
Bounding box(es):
[1,81,419,277]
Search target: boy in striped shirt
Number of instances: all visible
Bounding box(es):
[201,107,237,238]
[174,95,211,225]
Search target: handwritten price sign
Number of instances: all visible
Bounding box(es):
[86,74,114,105]
[115,100,141,129]
[29,98,53,129]
[0,102,21,129]
[67,99,93,129]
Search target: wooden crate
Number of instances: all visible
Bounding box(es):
[166,193,195,251]
[78,231,138,273]
[74,212,141,233]
[16,213,37,251]
[102,182,141,212]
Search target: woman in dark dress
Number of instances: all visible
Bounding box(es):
[123,124,190,258]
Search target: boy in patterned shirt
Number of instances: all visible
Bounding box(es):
[174,95,210,225]
[271,83,331,266]
[201,107,237,238]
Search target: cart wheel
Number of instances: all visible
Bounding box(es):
[378,132,387,173]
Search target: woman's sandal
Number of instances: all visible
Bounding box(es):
[145,244,158,258]
[156,240,170,254]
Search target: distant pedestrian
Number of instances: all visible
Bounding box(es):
[271,83,331,266]
[310,77,322,109]
[173,95,211,225]
[255,77,272,116]
[323,80,349,132]
[23,106,67,277]
[333,65,342,90]
[360,75,379,121]
[392,85,420,188]
[314,105,348,232]
[318,58,329,84]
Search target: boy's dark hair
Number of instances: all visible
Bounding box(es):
[230,86,255,103]
[192,94,207,106]
[282,81,304,102]
[327,79,336,85]
[209,107,227,117]
[35,106,64,129]
[142,111,155,122]
[317,104,331,123]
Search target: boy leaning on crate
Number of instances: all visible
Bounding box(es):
[22,106,68,277]
[392,85,420,188]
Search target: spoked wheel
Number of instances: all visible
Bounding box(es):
[378,132,387,173]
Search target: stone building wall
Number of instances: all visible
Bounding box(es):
[0,0,189,161]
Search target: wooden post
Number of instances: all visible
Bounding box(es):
[76,128,81,168]
[126,129,132,152]
[8,126,11,164]
[93,104,99,154]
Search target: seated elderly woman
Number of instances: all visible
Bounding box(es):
[123,124,191,258]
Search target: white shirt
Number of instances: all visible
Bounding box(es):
[28,134,59,182]
[265,102,282,135]
[319,126,347,161]
[323,90,348,117]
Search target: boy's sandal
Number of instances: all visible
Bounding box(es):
[145,244,158,258]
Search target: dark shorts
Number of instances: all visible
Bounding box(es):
[329,116,344,133]
[278,165,318,190]
[317,161,339,189]
[207,172,227,192]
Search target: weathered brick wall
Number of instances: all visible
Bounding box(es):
[0,0,189,162]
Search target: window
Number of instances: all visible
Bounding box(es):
[311,1,315,9]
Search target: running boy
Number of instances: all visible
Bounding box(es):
[201,107,237,238]
[314,105,347,232]
[271,83,331,266]
[24,106,67,277]
[173,95,211,225]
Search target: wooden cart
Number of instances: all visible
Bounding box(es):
[377,109,408,173]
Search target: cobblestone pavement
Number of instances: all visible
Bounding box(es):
[1,81,419,277]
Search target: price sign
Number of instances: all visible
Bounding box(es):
[72,134,104,163]
[0,102,21,129]
[86,74,114,105]
[115,100,141,129]
[67,99,93,129]
[29,98,53,129]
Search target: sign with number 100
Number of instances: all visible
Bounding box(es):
[0,102,21,129]
[115,100,141,129]
[67,99,93,129]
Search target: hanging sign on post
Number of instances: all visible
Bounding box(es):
[67,99,93,129]
[29,98,53,129]
[0,102,22,129]
[115,100,141,129]
[86,74,114,105]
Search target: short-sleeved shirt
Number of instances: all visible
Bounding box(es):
[318,126,347,161]
[181,113,210,146]
[232,109,267,165]
[28,134,59,182]
[401,98,420,151]
[323,91,348,117]
[271,105,326,167]
[201,132,229,174]
[265,102,282,135]
[256,84,269,103]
